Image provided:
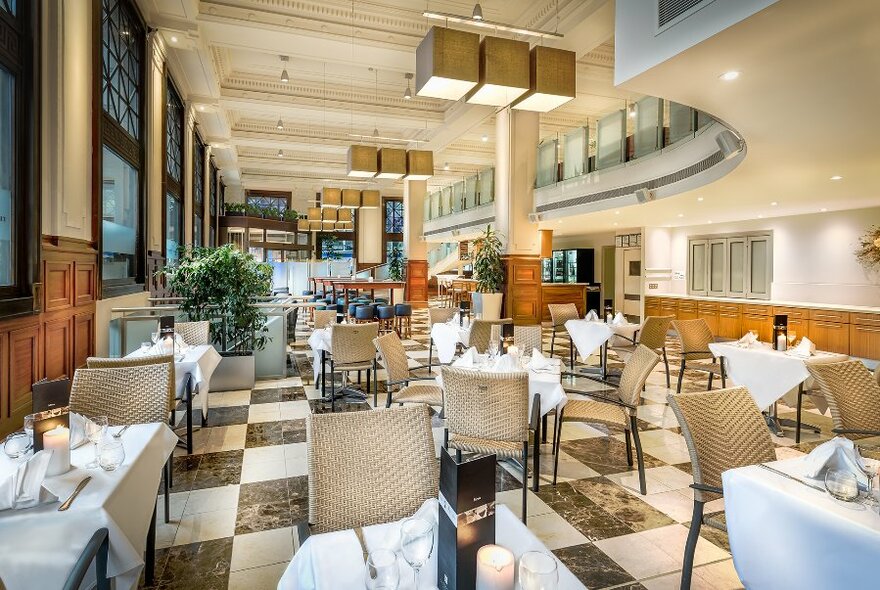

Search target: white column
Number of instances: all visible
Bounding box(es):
[184,107,195,246]
[146,31,166,253]
[403,180,427,260]
[494,107,540,255]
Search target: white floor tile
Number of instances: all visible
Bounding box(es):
[496,489,554,519]
[525,511,590,551]
[230,527,294,571]
[279,400,311,420]
[183,485,240,516]
[240,459,288,484]
[228,562,290,590]
[172,507,237,546]
[248,403,281,424]
[209,389,252,408]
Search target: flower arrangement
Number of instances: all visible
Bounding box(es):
[855,225,880,269]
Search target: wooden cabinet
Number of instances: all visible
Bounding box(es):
[850,313,880,359]
[660,298,678,318]
[644,297,660,318]
[717,303,742,339]
[740,303,773,342]
[541,284,587,323]
[677,299,698,320]
[697,301,719,335]
[809,309,850,324]
[808,320,850,355]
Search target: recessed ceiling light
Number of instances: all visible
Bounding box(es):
[697,197,704,202]
[170,35,178,43]
[820,208,828,212]
[830,175,843,181]
[614,210,620,215]
[719,70,740,81]
[758,214,764,219]
[770,201,778,206]
[481,134,488,142]
[708,220,713,224]
[677,213,684,218]
[443,162,450,171]
[613,222,618,226]
[197,105,205,111]
[277,149,283,157]
[472,3,484,21]
[557,220,562,224]
[276,117,284,130]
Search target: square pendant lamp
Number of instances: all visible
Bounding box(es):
[297,219,310,232]
[322,208,337,223]
[512,46,576,113]
[360,189,381,209]
[376,148,407,179]
[309,221,322,231]
[404,150,434,180]
[322,221,336,230]
[338,222,353,232]
[337,208,353,223]
[416,26,480,101]
[347,145,378,177]
[322,187,341,208]
[341,189,361,209]
[307,206,322,222]
[465,36,530,107]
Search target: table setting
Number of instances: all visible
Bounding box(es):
[564,312,640,379]
[430,313,473,365]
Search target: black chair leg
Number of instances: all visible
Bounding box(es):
[550,332,555,357]
[720,358,726,388]
[428,340,433,372]
[455,449,462,462]
[681,500,705,590]
[663,348,671,389]
[163,460,171,523]
[708,371,714,391]
[677,360,686,393]
[522,441,529,524]
[796,384,804,444]
[444,428,449,449]
[145,502,157,586]
[186,382,193,455]
[624,428,634,466]
[631,416,646,495]
[330,360,336,412]
[552,409,564,486]
[541,414,548,444]
[569,335,575,370]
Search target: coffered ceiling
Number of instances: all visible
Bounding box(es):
[137,0,635,209]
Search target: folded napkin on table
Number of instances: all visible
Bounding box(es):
[801,436,869,489]
[453,347,479,368]
[736,331,760,348]
[149,333,190,356]
[786,336,816,358]
[612,312,626,325]
[584,310,599,321]
[528,348,552,370]
[0,450,52,511]
[68,412,98,449]
[493,354,518,373]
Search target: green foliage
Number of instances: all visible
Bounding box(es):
[223,202,245,215]
[283,209,300,222]
[322,235,341,260]
[160,244,273,352]
[387,245,405,281]
[471,225,504,293]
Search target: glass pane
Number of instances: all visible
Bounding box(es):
[102,146,139,280]
[102,0,143,139]
[750,239,768,294]
[536,139,558,188]
[423,195,431,221]
[209,164,217,217]
[596,110,624,170]
[709,242,724,292]
[464,175,478,209]
[430,192,440,219]
[634,97,662,158]
[452,181,464,213]
[0,0,16,16]
[165,83,183,182]
[165,192,181,264]
[729,241,745,294]
[384,200,403,233]
[0,67,13,287]
[193,215,202,247]
[386,240,402,260]
[478,167,494,205]
[690,242,706,292]
[246,194,288,214]
[193,137,204,208]
[668,102,695,144]
[563,127,587,179]
[441,187,452,216]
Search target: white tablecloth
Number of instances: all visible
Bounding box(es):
[277,500,585,590]
[565,319,613,360]
[307,328,332,383]
[708,342,846,408]
[0,423,177,590]
[723,457,880,589]
[127,344,222,418]
[430,322,472,364]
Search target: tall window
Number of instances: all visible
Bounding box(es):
[100,0,146,293]
[192,133,205,247]
[0,0,38,316]
[246,192,289,213]
[164,79,183,264]
[383,198,403,262]
[209,160,218,246]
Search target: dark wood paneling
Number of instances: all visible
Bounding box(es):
[74,261,97,305]
[43,317,71,380]
[9,325,39,418]
[73,312,95,368]
[405,260,429,308]
[43,260,73,311]
[541,284,586,322]
[502,255,542,325]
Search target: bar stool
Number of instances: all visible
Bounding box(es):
[376,305,396,334]
[348,303,363,319]
[394,303,413,338]
[355,305,376,324]
[375,297,389,305]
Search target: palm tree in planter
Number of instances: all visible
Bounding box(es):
[471,225,505,320]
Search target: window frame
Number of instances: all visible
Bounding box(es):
[687,232,773,300]
[163,75,184,265]
[192,130,205,248]
[209,159,218,246]
[245,190,291,213]
[382,197,403,264]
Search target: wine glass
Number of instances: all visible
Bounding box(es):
[98,438,126,471]
[787,330,797,347]
[487,339,499,361]
[364,548,399,590]
[84,416,108,469]
[824,469,859,501]
[151,331,160,345]
[519,551,558,590]
[400,518,434,589]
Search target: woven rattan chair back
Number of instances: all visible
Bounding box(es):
[313,310,337,330]
[514,325,543,354]
[86,355,175,412]
[330,323,379,366]
[807,360,880,435]
[469,319,512,355]
[307,405,437,533]
[373,331,411,385]
[441,366,529,442]
[70,364,172,426]
[616,345,661,407]
[672,319,715,360]
[428,307,457,326]
[548,304,580,329]
[667,387,775,501]
[638,316,674,351]
[174,321,211,345]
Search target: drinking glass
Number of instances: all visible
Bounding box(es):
[85,416,108,469]
[140,341,152,352]
[151,331,160,345]
[487,339,499,360]
[518,551,558,590]
[97,438,126,471]
[364,548,399,590]
[23,413,35,446]
[787,330,797,347]
[400,518,434,589]
[824,469,859,501]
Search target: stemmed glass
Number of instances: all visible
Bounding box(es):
[84,416,108,469]
[400,518,434,589]
[787,330,797,348]
[364,548,399,590]
[519,551,558,590]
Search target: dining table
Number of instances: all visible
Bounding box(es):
[429,319,472,364]
[323,279,406,310]
[565,318,642,380]
[277,499,586,590]
[723,456,880,589]
[0,422,178,590]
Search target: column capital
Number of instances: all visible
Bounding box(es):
[147,30,167,65]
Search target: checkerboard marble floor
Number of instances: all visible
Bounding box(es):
[143,301,831,590]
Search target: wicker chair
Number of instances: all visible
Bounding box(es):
[793,353,849,443]
[469,319,513,355]
[671,319,726,393]
[613,316,674,388]
[514,325,543,355]
[806,360,880,439]
[307,405,438,533]
[174,320,211,345]
[667,387,775,590]
[374,332,443,408]
[553,345,660,494]
[441,366,532,522]
[427,307,458,371]
[326,323,379,410]
[313,309,337,330]
[548,303,579,357]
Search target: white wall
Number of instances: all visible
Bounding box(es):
[662,206,880,306]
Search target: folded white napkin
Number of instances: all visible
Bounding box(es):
[453,347,478,368]
[528,348,551,370]
[493,354,518,373]
[0,450,52,511]
[149,333,190,356]
[68,412,95,449]
[801,437,868,488]
[584,310,599,321]
[787,336,816,358]
[377,497,439,552]
[612,312,626,325]
[736,331,759,348]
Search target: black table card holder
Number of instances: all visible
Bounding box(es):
[32,377,71,413]
[32,409,70,452]
[438,451,496,590]
[458,301,471,327]
[773,314,788,351]
[159,315,175,338]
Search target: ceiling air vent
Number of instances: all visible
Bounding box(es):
[657,0,715,32]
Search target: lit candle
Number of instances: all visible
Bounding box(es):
[507,345,519,358]
[44,426,71,476]
[162,335,175,354]
[475,545,515,590]
[776,333,787,352]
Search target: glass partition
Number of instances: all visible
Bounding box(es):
[430,191,440,219]
[563,126,588,179]
[634,97,663,158]
[536,139,558,188]
[423,194,431,221]
[441,186,453,216]
[596,110,625,170]
[697,110,715,130]
[478,167,494,205]
[668,102,696,144]
[464,175,478,209]
[452,181,464,213]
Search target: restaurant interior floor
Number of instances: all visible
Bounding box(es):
[145,301,832,590]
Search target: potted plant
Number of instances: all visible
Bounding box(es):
[471,225,504,320]
[323,235,341,261]
[160,244,273,390]
[283,209,299,223]
[387,244,406,301]
[224,202,244,216]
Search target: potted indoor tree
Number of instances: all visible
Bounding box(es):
[471,225,504,320]
[160,244,273,390]
[387,244,406,301]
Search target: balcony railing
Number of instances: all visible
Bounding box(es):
[424,167,495,222]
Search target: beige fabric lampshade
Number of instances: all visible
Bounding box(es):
[321,208,337,222]
[465,36,530,107]
[322,187,342,208]
[360,190,380,209]
[341,189,361,209]
[297,219,310,232]
[376,148,406,179]
[337,208,353,223]
[347,145,378,177]
[415,26,480,101]
[404,150,434,180]
[309,221,322,231]
[307,207,322,221]
[337,222,353,232]
[512,46,576,113]
[322,221,336,230]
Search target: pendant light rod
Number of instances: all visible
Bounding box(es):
[421,10,564,38]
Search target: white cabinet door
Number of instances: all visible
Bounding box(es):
[708,238,727,296]
[746,235,772,299]
[727,238,747,297]
[688,239,708,296]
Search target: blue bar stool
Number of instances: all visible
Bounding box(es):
[376,305,396,334]
[348,303,363,318]
[355,304,376,324]
[394,303,413,338]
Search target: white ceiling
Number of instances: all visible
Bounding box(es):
[548,0,880,236]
